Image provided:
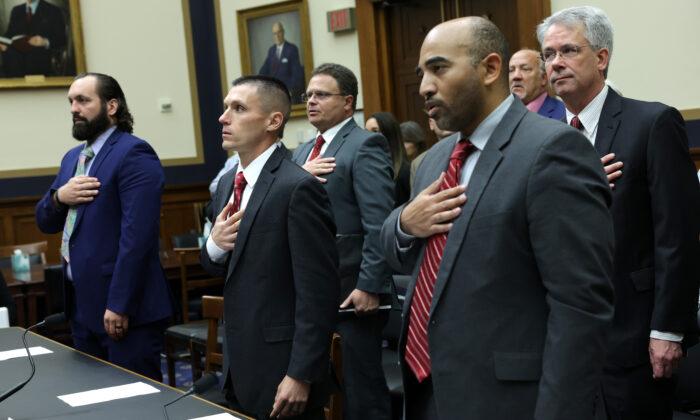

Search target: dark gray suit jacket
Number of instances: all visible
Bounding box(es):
[201,147,339,417]
[293,119,394,301]
[594,90,700,368]
[380,98,615,419]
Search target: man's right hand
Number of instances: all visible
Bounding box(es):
[56,176,100,206]
[601,153,623,189]
[302,157,335,183]
[210,202,243,252]
[0,44,7,52]
[400,173,466,238]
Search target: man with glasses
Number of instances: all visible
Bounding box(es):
[539,7,700,419]
[292,63,394,420]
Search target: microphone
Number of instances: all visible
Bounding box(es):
[163,372,219,419]
[0,312,66,404]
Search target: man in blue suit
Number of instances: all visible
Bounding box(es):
[36,73,173,380]
[258,22,305,104]
[509,48,565,120]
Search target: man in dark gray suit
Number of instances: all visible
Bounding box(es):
[292,63,394,420]
[539,7,700,419]
[380,17,615,419]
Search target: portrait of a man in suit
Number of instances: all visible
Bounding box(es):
[258,21,305,104]
[0,0,72,77]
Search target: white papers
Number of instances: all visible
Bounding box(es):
[0,346,52,361]
[189,414,243,420]
[57,381,160,407]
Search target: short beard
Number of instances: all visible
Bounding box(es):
[72,103,111,143]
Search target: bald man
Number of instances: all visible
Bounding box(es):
[258,22,305,104]
[509,49,565,120]
[381,17,614,419]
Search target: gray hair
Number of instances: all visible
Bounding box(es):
[536,6,614,75]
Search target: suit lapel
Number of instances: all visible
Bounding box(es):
[322,119,356,158]
[293,140,313,165]
[594,89,622,155]
[429,100,526,317]
[74,130,120,233]
[226,148,283,281]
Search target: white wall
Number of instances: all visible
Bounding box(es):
[217,0,361,148]
[549,0,700,111]
[0,0,200,177]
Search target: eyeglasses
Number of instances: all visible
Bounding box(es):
[301,91,345,102]
[541,44,589,63]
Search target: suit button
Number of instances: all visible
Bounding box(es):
[431,320,436,325]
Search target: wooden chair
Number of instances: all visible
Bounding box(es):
[200,295,224,374]
[326,333,343,420]
[172,247,224,323]
[0,241,48,268]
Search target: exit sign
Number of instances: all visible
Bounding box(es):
[327,8,355,33]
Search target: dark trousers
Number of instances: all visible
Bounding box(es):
[336,310,391,420]
[599,363,676,420]
[405,375,437,420]
[70,316,167,381]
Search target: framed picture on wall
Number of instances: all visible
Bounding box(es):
[234,0,313,116]
[0,0,85,88]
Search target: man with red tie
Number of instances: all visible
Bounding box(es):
[539,7,700,419]
[380,17,615,419]
[201,75,339,419]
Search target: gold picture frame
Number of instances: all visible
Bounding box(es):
[218,0,313,117]
[0,0,86,88]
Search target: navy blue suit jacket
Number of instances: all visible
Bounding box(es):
[537,95,566,120]
[259,42,304,102]
[36,129,173,332]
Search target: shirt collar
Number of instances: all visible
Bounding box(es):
[461,94,514,151]
[317,116,353,144]
[565,84,609,133]
[526,91,548,113]
[27,0,39,14]
[88,125,116,157]
[237,142,278,188]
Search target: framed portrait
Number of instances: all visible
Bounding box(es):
[0,0,85,88]
[232,0,313,116]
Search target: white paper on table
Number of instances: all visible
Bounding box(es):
[189,414,243,420]
[0,346,52,361]
[57,381,160,407]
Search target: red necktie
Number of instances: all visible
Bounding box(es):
[405,139,475,382]
[307,135,325,161]
[229,171,247,217]
[570,115,584,131]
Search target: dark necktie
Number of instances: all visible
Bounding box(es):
[570,115,584,131]
[307,135,325,161]
[405,139,475,382]
[26,7,32,24]
[230,171,247,217]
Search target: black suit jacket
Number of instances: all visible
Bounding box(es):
[595,89,700,367]
[292,119,395,301]
[381,97,615,419]
[201,147,339,417]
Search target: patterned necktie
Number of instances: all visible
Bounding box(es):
[229,171,247,216]
[307,135,325,162]
[570,115,584,131]
[60,146,95,262]
[405,139,475,382]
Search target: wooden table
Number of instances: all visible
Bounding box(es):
[2,250,193,328]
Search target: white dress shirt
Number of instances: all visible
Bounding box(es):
[305,117,353,162]
[206,143,278,263]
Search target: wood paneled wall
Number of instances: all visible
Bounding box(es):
[0,184,211,264]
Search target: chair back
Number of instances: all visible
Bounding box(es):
[201,295,224,373]
[0,241,48,268]
[326,333,343,420]
[173,247,224,323]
